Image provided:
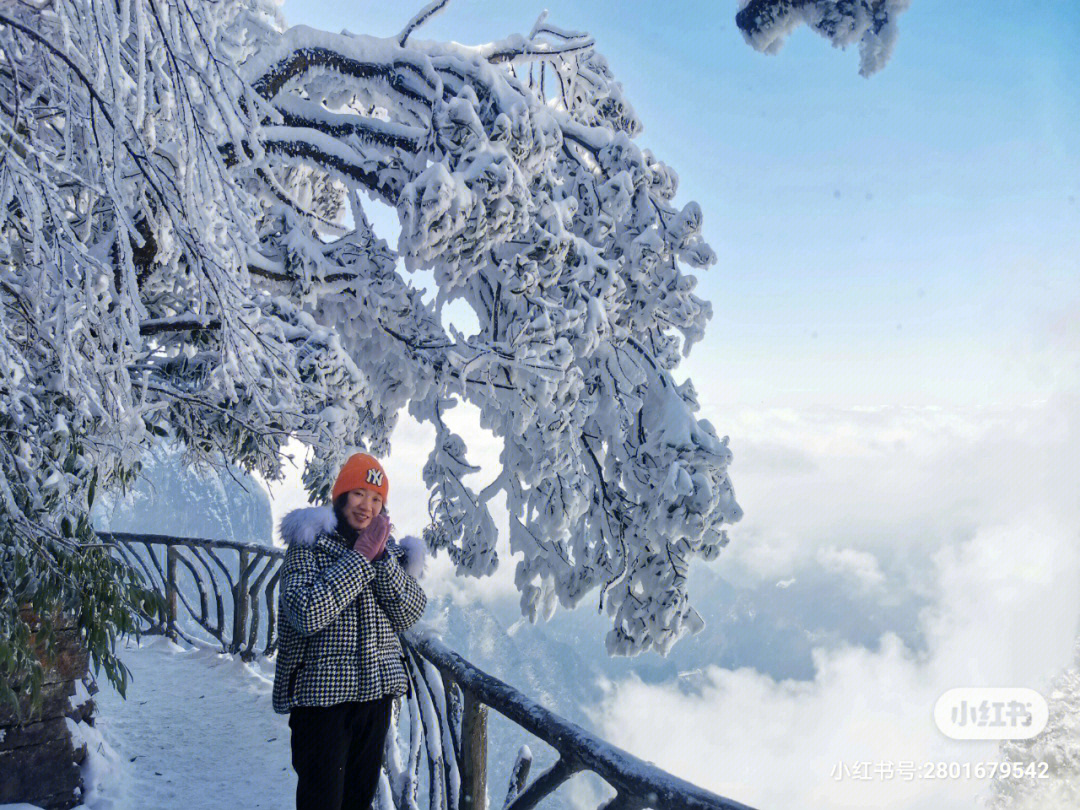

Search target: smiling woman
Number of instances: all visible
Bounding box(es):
[273,452,428,810]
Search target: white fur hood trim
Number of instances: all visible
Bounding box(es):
[279,505,428,579]
[279,505,337,548]
[397,534,428,580]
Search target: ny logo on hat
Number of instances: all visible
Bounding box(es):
[366,469,384,486]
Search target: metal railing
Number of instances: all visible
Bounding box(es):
[102,532,757,810]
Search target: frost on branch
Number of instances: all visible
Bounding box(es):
[1,0,740,664]
[988,639,1080,809]
[736,0,912,76]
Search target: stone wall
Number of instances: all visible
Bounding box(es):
[0,606,97,810]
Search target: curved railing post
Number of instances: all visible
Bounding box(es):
[231,549,250,654]
[165,543,178,642]
[503,746,532,809]
[460,688,488,810]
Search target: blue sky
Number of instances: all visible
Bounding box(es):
[281,0,1080,410]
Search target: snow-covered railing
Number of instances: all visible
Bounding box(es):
[103,533,757,810]
[403,630,757,810]
[101,533,284,659]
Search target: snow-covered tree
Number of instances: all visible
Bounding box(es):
[0,0,280,713]
[0,0,743,708]
[736,0,912,76]
[987,639,1080,809]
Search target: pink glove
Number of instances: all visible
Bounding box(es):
[353,513,390,561]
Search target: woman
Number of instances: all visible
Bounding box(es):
[272,452,427,810]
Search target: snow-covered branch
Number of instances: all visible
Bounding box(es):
[736,0,911,76]
[475,34,597,65]
[397,0,453,48]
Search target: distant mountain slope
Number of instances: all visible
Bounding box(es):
[91,443,273,545]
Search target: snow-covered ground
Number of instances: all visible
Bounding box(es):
[2,634,295,810]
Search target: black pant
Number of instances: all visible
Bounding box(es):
[289,696,394,810]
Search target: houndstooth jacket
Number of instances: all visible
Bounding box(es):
[272,505,428,714]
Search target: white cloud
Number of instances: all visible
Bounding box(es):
[586,511,1080,810]
[817,545,886,592]
[713,393,1080,585]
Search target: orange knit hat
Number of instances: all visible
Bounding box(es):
[331,453,389,504]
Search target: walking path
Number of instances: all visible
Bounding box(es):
[3,635,295,810]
